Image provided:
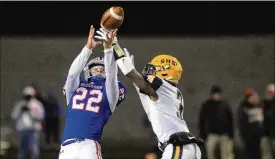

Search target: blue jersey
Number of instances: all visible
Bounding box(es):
[62,78,126,142]
[62,46,126,143]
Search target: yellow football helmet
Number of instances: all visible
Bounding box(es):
[143,54,183,84]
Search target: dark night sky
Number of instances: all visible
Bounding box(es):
[1,2,274,36]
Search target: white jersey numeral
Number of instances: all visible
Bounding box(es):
[177,89,184,120]
[72,87,103,113]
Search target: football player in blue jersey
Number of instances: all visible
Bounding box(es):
[58,25,126,159]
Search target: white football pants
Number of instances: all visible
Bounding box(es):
[161,143,201,159]
[58,139,102,159]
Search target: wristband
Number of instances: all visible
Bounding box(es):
[113,43,125,60]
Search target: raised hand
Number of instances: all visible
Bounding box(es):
[123,48,135,67]
[94,28,118,49]
[86,25,102,50]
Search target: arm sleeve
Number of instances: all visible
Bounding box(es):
[64,46,93,104]
[104,47,119,112]
[11,102,23,120]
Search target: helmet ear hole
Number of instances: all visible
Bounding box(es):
[162,74,168,77]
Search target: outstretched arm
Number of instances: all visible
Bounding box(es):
[126,69,158,100]
[64,46,93,103]
[114,45,158,101]
[95,29,120,112]
[64,25,101,104]
[104,48,119,112]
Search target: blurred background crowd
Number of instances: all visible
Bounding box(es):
[1,2,274,159]
[1,84,62,158]
[1,82,274,159]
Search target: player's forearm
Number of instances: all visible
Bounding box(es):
[65,46,93,103]
[113,44,157,99]
[115,52,157,98]
[104,47,119,110]
[68,46,93,78]
[104,47,118,74]
[126,69,158,98]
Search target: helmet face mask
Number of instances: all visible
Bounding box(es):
[142,63,171,76]
[84,57,105,82]
[90,65,105,77]
[142,64,156,76]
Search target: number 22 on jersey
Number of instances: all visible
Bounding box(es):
[72,87,103,113]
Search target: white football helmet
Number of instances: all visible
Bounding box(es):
[83,57,105,82]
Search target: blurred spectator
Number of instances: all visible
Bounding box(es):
[238,88,263,159]
[11,85,44,159]
[261,83,275,159]
[30,83,44,104]
[141,113,162,159]
[44,92,62,149]
[199,85,234,159]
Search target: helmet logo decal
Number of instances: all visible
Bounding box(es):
[160,59,177,66]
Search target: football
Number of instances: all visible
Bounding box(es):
[100,6,124,31]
